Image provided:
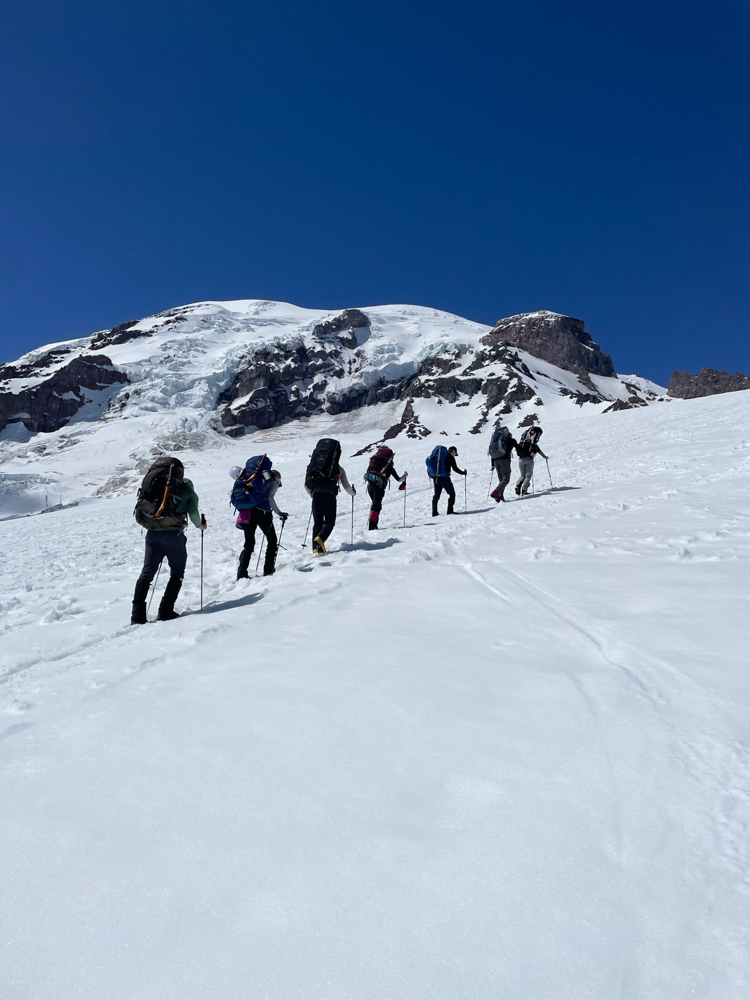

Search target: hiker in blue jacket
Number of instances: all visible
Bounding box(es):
[231,464,288,578]
[430,446,466,516]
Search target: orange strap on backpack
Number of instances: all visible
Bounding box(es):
[155,463,174,517]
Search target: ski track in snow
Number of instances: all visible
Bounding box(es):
[1,391,749,998]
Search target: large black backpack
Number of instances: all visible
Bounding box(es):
[519,426,542,451]
[134,457,188,529]
[305,438,341,494]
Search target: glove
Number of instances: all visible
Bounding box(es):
[279,512,289,521]
[351,487,357,497]
[398,481,406,491]
[200,514,207,531]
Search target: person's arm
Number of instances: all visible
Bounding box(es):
[182,480,204,529]
[389,464,405,482]
[339,466,356,496]
[535,445,548,459]
[265,480,287,519]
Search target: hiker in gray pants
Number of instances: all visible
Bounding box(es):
[515,429,548,495]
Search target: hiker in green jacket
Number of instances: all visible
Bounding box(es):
[131,456,206,624]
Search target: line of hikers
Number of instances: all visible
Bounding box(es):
[129,424,548,624]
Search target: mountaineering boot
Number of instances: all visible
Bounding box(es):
[130,601,148,625]
[447,501,455,515]
[312,536,326,555]
[157,575,183,621]
[237,568,249,580]
[369,510,379,530]
[237,547,252,579]
[490,488,505,503]
[515,484,521,495]
[521,490,528,496]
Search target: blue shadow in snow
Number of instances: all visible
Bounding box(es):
[196,592,264,615]
[338,538,401,552]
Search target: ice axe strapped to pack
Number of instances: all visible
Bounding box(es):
[134,457,188,530]
[231,455,273,510]
[425,445,449,479]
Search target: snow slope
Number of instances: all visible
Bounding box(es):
[0,384,750,1000]
[1,387,749,999]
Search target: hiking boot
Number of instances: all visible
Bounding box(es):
[514,485,521,495]
[130,601,147,625]
[157,575,182,621]
[521,490,528,496]
[368,521,379,530]
[312,536,326,555]
[236,569,249,580]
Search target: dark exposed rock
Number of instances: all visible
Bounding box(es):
[667,367,750,399]
[383,400,432,440]
[482,311,616,382]
[0,355,128,434]
[89,320,143,350]
[312,309,370,349]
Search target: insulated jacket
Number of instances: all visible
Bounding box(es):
[516,440,547,459]
[151,479,202,532]
[444,453,466,477]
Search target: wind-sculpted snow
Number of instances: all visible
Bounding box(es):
[0,390,749,999]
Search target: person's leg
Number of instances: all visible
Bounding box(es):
[312,494,325,543]
[318,494,337,542]
[132,531,165,621]
[237,522,256,578]
[158,532,188,620]
[432,478,444,516]
[491,459,511,501]
[515,463,525,494]
[258,510,278,575]
[446,478,456,514]
[368,483,383,529]
[521,457,534,494]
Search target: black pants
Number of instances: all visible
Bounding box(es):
[367,482,385,527]
[312,492,337,543]
[432,476,455,515]
[133,531,187,604]
[238,508,278,576]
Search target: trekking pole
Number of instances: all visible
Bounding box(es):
[255,535,266,574]
[351,493,354,545]
[464,474,467,512]
[487,468,493,498]
[403,482,407,527]
[302,509,312,548]
[545,458,553,489]
[200,514,206,610]
[147,558,164,614]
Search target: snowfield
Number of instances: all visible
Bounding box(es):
[1,389,750,999]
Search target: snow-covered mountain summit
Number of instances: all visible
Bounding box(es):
[0,299,665,514]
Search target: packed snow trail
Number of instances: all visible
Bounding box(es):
[1,392,749,999]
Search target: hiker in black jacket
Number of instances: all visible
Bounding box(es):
[364,446,407,530]
[304,438,356,554]
[131,456,206,624]
[515,429,548,496]
[433,447,466,516]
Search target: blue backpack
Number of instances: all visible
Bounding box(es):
[231,455,273,510]
[425,445,448,479]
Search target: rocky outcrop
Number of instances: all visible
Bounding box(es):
[0,355,128,434]
[482,311,616,382]
[667,367,750,399]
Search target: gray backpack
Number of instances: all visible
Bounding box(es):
[488,425,511,460]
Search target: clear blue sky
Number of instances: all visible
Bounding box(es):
[1,0,748,384]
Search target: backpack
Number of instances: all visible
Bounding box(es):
[305,438,341,494]
[231,455,273,510]
[519,426,542,451]
[134,458,188,529]
[425,445,448,479]
[488,425,512,460]
[366,447,394,480]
